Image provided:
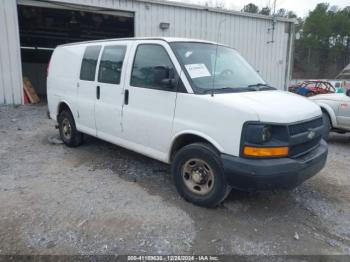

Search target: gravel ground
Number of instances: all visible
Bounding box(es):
[0,104,350,255]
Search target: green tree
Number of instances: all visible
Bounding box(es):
[287,11,297,18]
[259,6,271,15]
[293,3,350,79]
[276,8,287,17]
[242,3,259,14]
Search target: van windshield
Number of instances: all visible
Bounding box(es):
[171,42,274,94]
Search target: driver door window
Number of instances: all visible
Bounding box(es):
[130,44,176,91]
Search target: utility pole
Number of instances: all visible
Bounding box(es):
[267,0,277,43]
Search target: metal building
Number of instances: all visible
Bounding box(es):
[0,0,295,105]
[336,63,350,79]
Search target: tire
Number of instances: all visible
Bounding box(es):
[171,143,231,208]
[322,111,331,141]
[58,110,83,147]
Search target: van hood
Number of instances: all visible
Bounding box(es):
[213,90,321,123]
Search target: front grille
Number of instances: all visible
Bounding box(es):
[288,117,324,158]
[290,137,322,157]
[288,117,323,136]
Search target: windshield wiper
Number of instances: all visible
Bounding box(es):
[203,87,251,94]
[202,84,275,94]
[247,83,276,91]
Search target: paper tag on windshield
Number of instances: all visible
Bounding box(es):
[185,64,211,79]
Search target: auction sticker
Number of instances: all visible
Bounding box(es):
[185,64,211,79]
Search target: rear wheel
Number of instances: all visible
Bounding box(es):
[171,143,231,207]
[322,111,331,140]
[58,110,83,147]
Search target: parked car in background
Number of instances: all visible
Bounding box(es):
[309,90,350,139]
[289,80,335,97]
[47,37,328,207]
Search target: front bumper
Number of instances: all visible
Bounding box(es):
[221,140,328,191]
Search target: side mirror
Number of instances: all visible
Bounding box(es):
[153,66,176,89]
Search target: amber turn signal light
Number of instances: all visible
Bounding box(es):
[243,146,289,157]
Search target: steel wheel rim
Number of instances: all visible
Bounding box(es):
[182,158,215,195]
[62,118,72,140]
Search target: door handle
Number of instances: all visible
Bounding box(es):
[124,89,129,105]
[96,85,100,99]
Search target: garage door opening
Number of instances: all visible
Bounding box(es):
[18,2,134,100]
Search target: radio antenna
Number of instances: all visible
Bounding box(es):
[211,18,227,97]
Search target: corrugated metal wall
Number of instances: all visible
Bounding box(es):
[0,0,294,104]
[0,0,23,104]
[133,1,293,91]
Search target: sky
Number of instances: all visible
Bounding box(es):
[172,0,350,18]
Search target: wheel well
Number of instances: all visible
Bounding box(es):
[170,134,218,161]
[321,107,332,127]
[58,102,71,116]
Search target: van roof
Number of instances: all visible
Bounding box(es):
[59,37,218,47]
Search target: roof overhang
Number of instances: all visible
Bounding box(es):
[135,0,296,23]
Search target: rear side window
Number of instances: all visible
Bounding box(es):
[98,45,126,85]
[130,44,175,90]
[80,45,101,81]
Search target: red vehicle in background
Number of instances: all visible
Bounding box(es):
[289,80,335,97]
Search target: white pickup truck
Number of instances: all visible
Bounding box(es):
[309,91,350,139]
[47,37,328,207]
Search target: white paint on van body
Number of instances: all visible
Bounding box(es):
[48,38,321,163]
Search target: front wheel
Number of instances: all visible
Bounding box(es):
[171,143,231,207]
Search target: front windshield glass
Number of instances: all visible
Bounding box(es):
[171,42,269,94]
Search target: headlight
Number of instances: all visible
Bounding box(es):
[261,126,272,143]
[245,124,272,144]
[241,123,289,158]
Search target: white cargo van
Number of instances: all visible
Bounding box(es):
[47,38,328,207]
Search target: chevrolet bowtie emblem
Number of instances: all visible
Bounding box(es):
[307,129,316,139]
